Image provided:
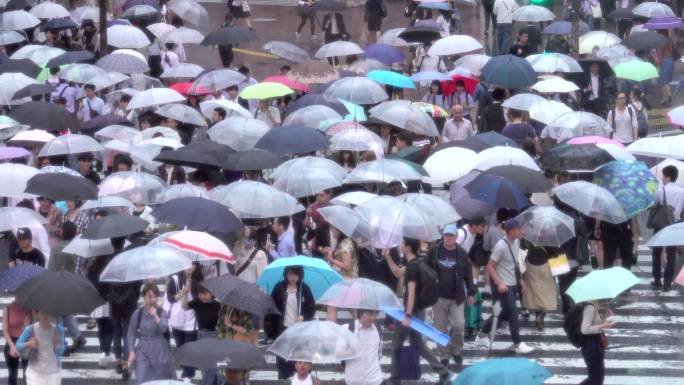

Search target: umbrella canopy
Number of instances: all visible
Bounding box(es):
[0,116,26,141]
[529,99,573,125]
[263,75,309,93]
[127,87,185,110]
[531,78,579,93]
[593,160,657,218]
[526,53,583,73]
[9,101,80,132]
[579,31,622,54]
[175,339,266,370]
[318,278,402,311]
[190,69,245,94]
[263,41,310,62]
[81,196,134,210]
[25,172,98,201]
[107,24,151,48]
[0,59,41,78]
[614,59,659,82]
[623,31,668,50]
[544,111,611,142]
[0,72,38,105]
[0,30,25,45]
[647,222,684,247]
[122,4,160,20]
[480,54,537,89]
[428,34,483,56]
[476,146,540,171]
[347,58,387,76]
[222,148,284,171]
[331,191,378,206]
[157,230,233,262]
[30,1,70,19]
[0,163,39,199]
[160,26,204,44]
[9,129,55,145]
[626,136,682,159]
[16,270,104,315]
[423,147,478,184]
[450,184,495,220]
[594,44,634,67]
[268,320,361,363]
[315,41,364,59]
[166,0,208,26]
[160,63,204,79]
[12,83,54,100]
[257,256,343,299]
[283,105,342,130]
[201,25,257,46]
[97,52,150,73]
[0,146,30,161]
[272,159,345,198]
[453,358,552,385]
[82,114,134,131]
[644,15,684,30]
[0,265,46,292]
[154,103,206,126]
[81,214,149,240]
[566,267,640,303]
[316,205,372,243]
[41,17,78,31]
[345,159,423,184]
[367,69,415,89]
[207,116,270,151]
[379,27,409,46]
[453,54,492,76]
[100,245,192,282]
[38,134,103,157]
[515,206,575,247]
[330,127,385,153]
[212,180,304,218]
[398,24,441,43]
[362,44,405,65]
[0,10,40,31]
[484,165,552,193]
[633,1,675,18]
[199,99,251,119]
[400,192,461,226]
[255,125,329,154]
[543,143,614,172]
[323,76,388,105]
[239,82,294,100]
[201,274,278,316]
[156,183,209,203]
[287,60,339,85]
[63,235,118,258]
[501,92,547,111]
[512,5,556,22]
[410,70,452,82]
[552,181,628,224]
[543,20,590,35]
[151,197,243,233]
[369,100,439,137]
[461,172,529,210]
[98,171,167,205]
[0,207,46,232]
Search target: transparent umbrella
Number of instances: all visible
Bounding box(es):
[0,72,38,105]
[552,181,628,224]
[323,76,388,105]
[579,31,621,55]
[330,127,385,154]
[63,235,117,258]
[107,24,151,49]
[526,53,583,73]
[315,41,365,59]
[199,99,251,119]
[130,137,183,171]
[166,0,209,26]
[263,40,310,62]
[100,245,192,282]
[207,116,270,151]
[369,100,439,137]
[647,222,684,247]
[127,87,185,110]
[11,44,64,65]
[30,2,70,19]
[424,147,478,184]
[515,206,575,247]
[282,105,342,130]
[38,134,104,157]
[272,156,346,180]
[160,26,204,44]
[378,27,408,47]
[0,163,39,199]
[0,207,46,232]
[80,196,134,210]
[160,63,204,79]
[155,103,207,126]
[58,63,108,83]
[156,183,209,203]
[399,192,460,226]
[633,1,675,17]
[0,30,25,46]
[274,169,344,198]
[95,125,142,143]
[428,35,483,56]
[501,92,547,111]
[511,5,556,22]
[330,191,378,206]
[317,205,372,243]
[98,171,167,205]
[190,69,245,94]
[0,10,40,31]
[453,54,491,76]
[268,320,362,363]
[529,99,572,125]
[212,180,304,218]
[345,159,423,184]
[318,278,402,310]
[544,111,612,142]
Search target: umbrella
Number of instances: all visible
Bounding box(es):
[287,60,339,85]
[484,165,551,193]
[531,78,579,93]
[428,35,483,56]
[462,172,529,210]
[25,172,98,201]
[268,320,360,363]
[316,205,372,243]
[450,184,495,220]
[566,267,640,303]
[367,69,415,89]
[369,100,439,137]
[614,59,659,82]
[644,15,684,30]
[0,30,25,45]
[330,126,384,153]
[16,270,104,315]
[512,5,555,22]
[315,41,365,59]
[423,147,478,184]
[567,135,625,147]
[107,24,151,49]
[81,196,134,210]
[271,156,345,197]
[153,147,222,169]
[579,31,622,54]
[166,0,208,26]
[552,181,628,224]
[526,53,583,73]
[57,63,109,83]
[201,274,278,316]
[544,111,612,142]
[607,7,635,20]
[400,192,460,226]
[9,101,80,132]
[199,99,251,119]
[480,54,536,89]
[0,10,40,31]
[97,53,150,74]
[632,2,675,18]
[646,221,684,247]
[623,31,667,50]
[257,256,343,299]
[63,235,118,258]
[543,20,589,35]
[12,84,54,100]
[255,125,328,154]
[190,69,245,94]
[147,22,175,39]
[95,124,143,143]
[434,132,517,154]
[453,54,492,76]
[239,82,294,100]
[0,163,38,199]
[0,146,30,161]
[398,25,441,43]
[81,114,134,131]
[38,134,103,157]
[175,339,266,370]
[593,160,657,218]
[318,278,402,310]
[627,136,682,159]
[9,129,55,146]
[543,143,613,172]
[222,149,283,171]
[160,26,204,44]
[378,28,408,46]
[0,207,46,232]
[0,116,26,141]
[212,181,304,218]
[515,206,575,247]
[122,4,160,20]
[81,214,149,240]
[156,183,209,203]
[411,71,452,82]
[331,191,377,207]
[453,358,551,385]
[323,77,388,105]
[41,17,77,31]
[207,116,269,151]
[0,59,40,78]
[201,25,257,46]
[99,171,167,205]
[0,265,46,292]
[99,245,192,282]
[30,1,70,19]
[151,197,243,233]
[476,146,540,171]
[287,94,350,117]
[127,87,185,110]
[0,72,37,105]
[154,103,207,126]
[345,159,423,184]
[529,99,573,126]
[314,0,346,11]
[156,230,233,262]
[362,44,405,65]
[263,41,310,63]
[283,105,342,130]
[160,63,204,79]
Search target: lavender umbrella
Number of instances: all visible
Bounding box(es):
[644,15,684,30]
[0,146,30,160]
[362,44,405,65]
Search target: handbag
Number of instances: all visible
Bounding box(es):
[20,325,39,361]
[647,188,674,229]
[396,345,421,380]
[162,276,188,330]
[600,332,609,349]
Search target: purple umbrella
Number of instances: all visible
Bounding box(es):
[0,146,30,161]
[0,265,47,292]
[644,15,684,30]
[362,44,405,65]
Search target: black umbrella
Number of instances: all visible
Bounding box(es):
[25,173,98,201]
[431,131,517,154]
[46,50,95,68]
[255,125,329,155]
[201,26,257,46]
[542,143,614,171]
[398,25,442,43]
[81,114,134,131]
[314,0,346,11]
[607,8,635,20]
[81,214,149,240]
[181,141,234,162]
[201,275,279,316]
[41,17,78,32]
[15,270,105,316]
[285,93,346,115]
[0,59,41,78]
[222,149,284,171]
[9,101,81,132]
[4,0,30,11]
[154,148,223,169]
[12,84,55,100]
[484,165,552,193]
[151,197,244,233]
[175,339,266,370]
[480,54,537,89]
[623,31,668,50]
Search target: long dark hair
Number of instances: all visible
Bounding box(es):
[178,261,204,298]
[283,266,304,285]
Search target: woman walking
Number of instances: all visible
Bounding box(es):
[182,286,221,385]
[521,241,559,331]
[16,311,66,385]
[656,29,676,106]
[296,0,317,41]
[364,0,387,44]
[228,0,254,30]
[3,296,31,385]
[578,301,614,385]
[87,253,114,368]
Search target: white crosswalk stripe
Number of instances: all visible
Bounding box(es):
[1,252,682,385]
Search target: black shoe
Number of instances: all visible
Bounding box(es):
[663,282,672,292]
[70,336,86,353]
[452,354,463,365]
[122,367,131,381]
[116,362,124,374]
[651,280,662,289]
[440,358,449,368]
[62,346,71,357]
[482,292,492,300]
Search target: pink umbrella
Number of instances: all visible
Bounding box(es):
[567,135,625,148]
[263,76,310,93]
[675,265,684,287]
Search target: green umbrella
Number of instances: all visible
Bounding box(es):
[566,267,640,303]
[239,82,294,100]
[388,145,422,163]
[614,59,658,82]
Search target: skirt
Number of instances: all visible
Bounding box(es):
[659,57,674,87]
[523,262,557,312]
[229,2,250,18]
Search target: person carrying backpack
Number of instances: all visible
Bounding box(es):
[383,238,451,385]
[564,301,614,385]
[606,92,638,145]
[629,89,649,138]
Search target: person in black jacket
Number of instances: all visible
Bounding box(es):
[322,11,348,44]
[478,88,506,133]
[364,0,387,44]
[265,266,315,379]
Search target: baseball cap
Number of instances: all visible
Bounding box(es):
[442,223,458,235]
[503,219,522,231]
[16,227,32,240]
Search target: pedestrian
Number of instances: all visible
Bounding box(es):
[606,92,638,145]
[383,238,451,385]
[364,0,387,44]
[181,286,221,385]
[427,225,477,367]
[323,224,359,279]
[482,209,510,299]
[481,0,496,37]
[16,311,65,385]
[628,89,649,138]
[217,304,257,380]
[76,152,101,185]
[9,228,45,268]
[441,104,474,142]
[218,14,235,68]
[422,80,447,110]
[476,219,535,354]
[3,296,31,385]
[595,217,639,273]
[61,200,91,234]
[267,216,297,259]
[296,0,317,41]
[651,165,684,292]
[228,0,254,30]
[126,283,176,384]
[478,88,506,133]
[254,98,281,128]
[493,0,518,55]
[509,30,534,58]
[291,361,320,385]
[235,227,270,283]
[36,197,62,247]
[343,310,383,385]
[578,301,614,385]
[322,10,349,44]
[502,109,541,152]
[76,84,105,122]
[156,151,187,185]
[521,240,559,331]
[87,248,115,369]
[581,62,609,116]
[656,29,676,106]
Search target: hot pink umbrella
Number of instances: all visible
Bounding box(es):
[263,76,309,93]
[567,135,625,148]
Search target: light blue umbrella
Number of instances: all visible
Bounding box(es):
[367,70,416,89]
[256,256,343,299]
[410,70,451,82]
[452,358,552,385]
[418,2,451,10]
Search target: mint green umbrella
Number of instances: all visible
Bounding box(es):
[566,267,640,303]
[614,59,658,82]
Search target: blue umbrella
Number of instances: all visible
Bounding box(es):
[362,44,405,65]
[463,172,530,210]
[255,125,329,154]
[480,54,537,89]
[256,256,343,299]
[542,20,590,35]
[410,70,451,82]
[418,1,451,10]
[0,265,47,292]
[367,70,415,89]
[452,358,552,385]
[593,160,657,218]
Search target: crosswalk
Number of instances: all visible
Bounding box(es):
[1,247,682,385]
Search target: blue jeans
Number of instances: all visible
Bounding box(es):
[61,315,81,340]
[481,285,521,345]
[173,329,198,379]
[496,23,512,55]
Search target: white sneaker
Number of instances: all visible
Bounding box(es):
[295,31,300,41]
[514,342,535,354]
[98,353,108,368]
[474,334,491,348]
[181,377,192,383]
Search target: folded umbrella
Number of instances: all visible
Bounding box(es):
[212,180,304,218]
[257,256,343,299]
[552,181,628,224]
[100,245,192,282]
[201,275,278,316]
[255,125,329,154]
[318,278,402,311]
[25,173,98,201]
[151,197,243,233]
[0,265,46,293]
[268,320,361,363]
[480,54,537,89]
[175,339,266,370]
[201,25,257,46]
[566,267,640,303]
[222,149,284,171]
[263,41,310,63]
[453,357,552,385]
[81,214,149,240]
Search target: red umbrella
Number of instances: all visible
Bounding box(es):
[441,75,479,96]
[263,75,310,92]
[171,82,209,96]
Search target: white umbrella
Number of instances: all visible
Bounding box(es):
[87,72,130,91]
[0,72,38,105]
[63,235,117,258]
[0,30,26,45]
[147,22,176,39]
[58,63,108,83]
[529,99,573,125]
[650,159,684,187]
[190,69,245,94]
[0,207,47,232]
[512,5,556,22]
[476,146,540,171]
[199,99,251,119]
[30,1,70,19]
[502,93,547,111]
[544,111,612,142]
[369,100,439,137]
[99,245,192,282]
[156,183,209,203]
[155,103,207,126]
[263,41,310,63]
[71,5,109,24]
[345,159,423,184]
[207,116,270,151]
[9,129,55,145]
[626,137,682,159]
[453,54,491,76]
[282,105,342,130]
[633,2,675,17]
[315,41,364,59]
[579,31,621,55]
[531,78,579,93]
[127,87,185,110]
[596,143,635,161]
[160,63,204,79]
[140,126,182,142]
[323,77,388,105]
[107,24,151,49]
[212,181,304,218]
[272,156,346,180]
[331,191,378,207]
[166,0,208,26]
[428,35,483,56]
[0,10,40,31]
[0,163,39,199]
[130,137,183,171]
[647,222,684,247]
[526,53,583,73]
[160,26,204,44]
[80,196,134,210]
[97,52,149,74]
[10,44,64,65]
[399,192,460,226]
[378,28,408,47]
[38,134,104,157]
[595,44,634,67]
[667,105,684,127]
[423,147,477,184]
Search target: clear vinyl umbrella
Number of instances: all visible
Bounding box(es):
[531,78,580,94]
[511,5,556,22]
[130,137,183,171]
[199,99,251,119]
[369,100,439,137]
[330,126,385,154]
[212,180,304,218]
[378,27,409,47]
[190,69,245,94]
[453,54,491,76]
[544,111,612,142]
[579,31,621,55]
[626,137,683,159]
[154,103,207,126]
[646,222,684,247]
[323,76,389,105]
[633,1,675,17]
[317,205,372,243]
[315,41,365,59]
[318,278,402,310]
[166,0,209,26]
[160,26,204,44]
[96,52,150,74]
[475,146,540,171]
[0,163,39,199]
[156,183,209,203]
[330,191,378,206]
[263,41,310,62]
[95,125,142,144]
[529,99,573,125]
[99,245,192,282]
[428,35,483,56]
[515,206,575,247]
[58,63,108,83]
[207,116,270,151]
[127,87,185,110]
[0,30,26,45]
[526,53,583,73]
[268,320,362,363]
[63,235,117,258]
[160,63,204,79]
[0,72,38,105]
[399,193,461,226]
[30,2,70,19]
[552,181,628,224]
[80,196,134,210]
[501,92,547,111]
[282,105,342,130]
[345,159,423,184]
[38,134,104,157]
[0,207,47,232]
[272,156,346,180]
[0,10,40,31]
[11,44,64,65]
[273,168,344,198]
[98,171,167,205]
[107,24,151,49]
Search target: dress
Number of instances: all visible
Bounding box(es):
[229,0,251,18]
[333,238,358,279]
[522,246,558,312]
[127,307,176,384]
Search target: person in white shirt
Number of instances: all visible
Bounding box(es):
[238,66,258,112]
[652,165,684,291]
[493,0,519,55]
[290,361,320,385]
[344,310,383,385]
[255,99,281,128]
[161,43,181,71]
[76,84,105,122]
[442,104,474,142]
[606,92,638,144]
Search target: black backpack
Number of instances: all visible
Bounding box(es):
[563,303,588,348]
[631,103,649,138]
[415,258,440,310]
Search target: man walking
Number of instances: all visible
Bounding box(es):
[493,0,519,55]
[652,165,684,292]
